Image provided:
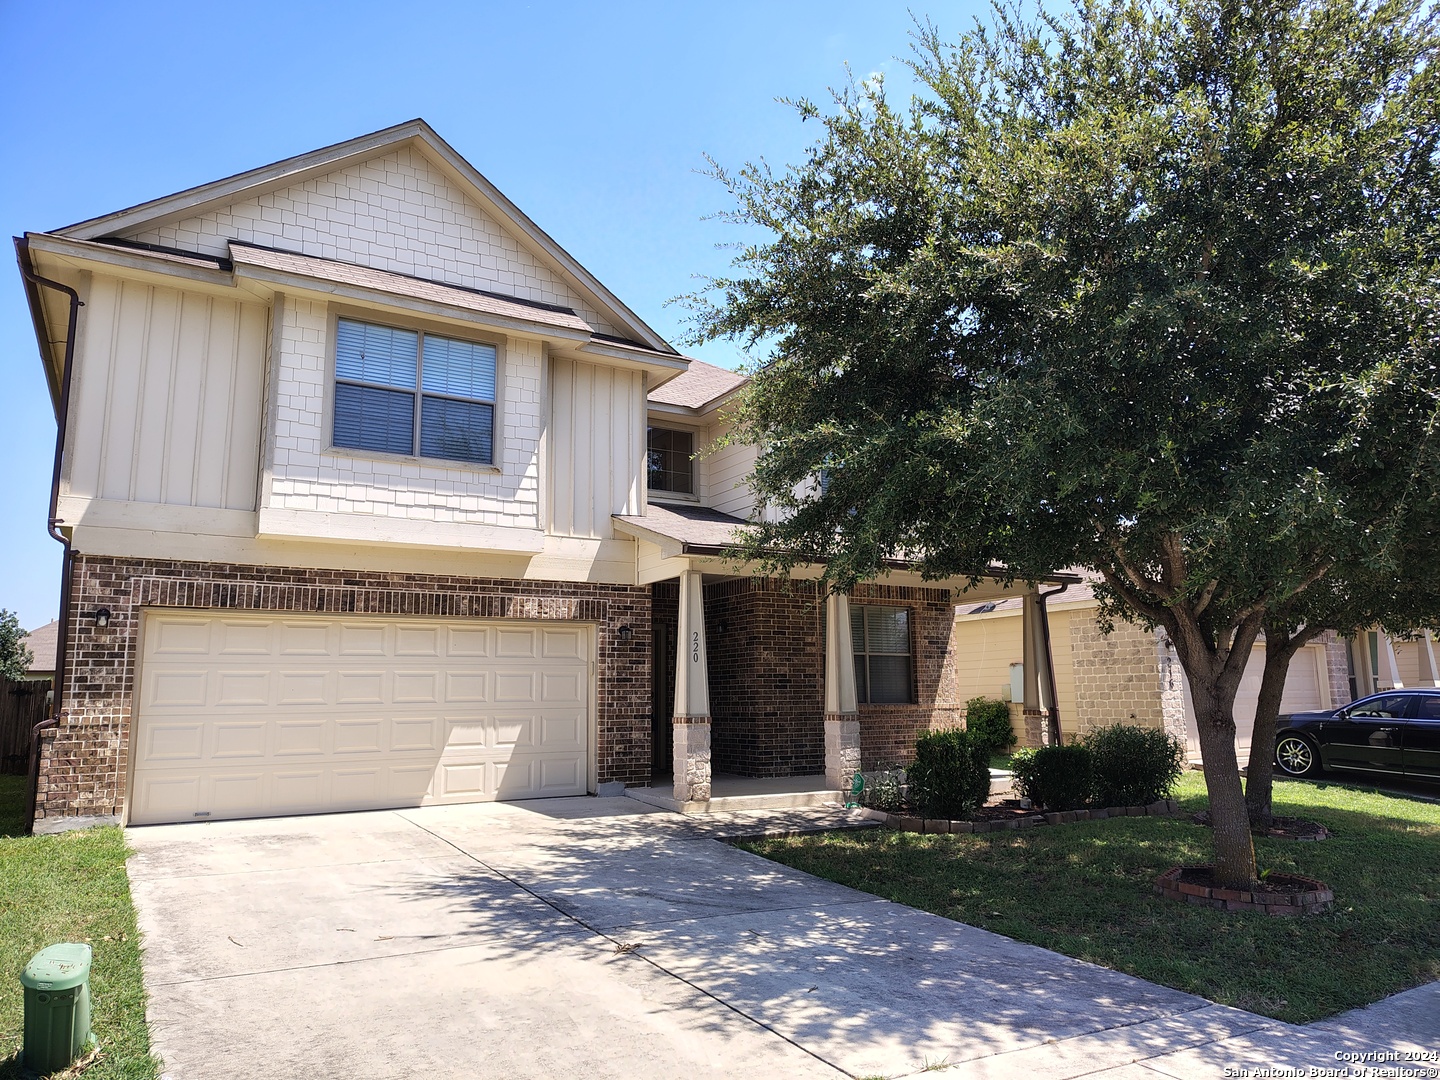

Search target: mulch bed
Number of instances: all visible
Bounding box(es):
[1191,810,1332,841]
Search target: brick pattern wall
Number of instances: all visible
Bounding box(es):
[702,578,825,778]
[1069,615,1166,734]
[37,555,651,822]
[128,146,622,336]
[850,583,965,769]
[267,297,542,528]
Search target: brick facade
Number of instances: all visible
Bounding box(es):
[38,554,651,822]
[702,578,825,777]
[649,579,965,778]
[1069,616,1167,735]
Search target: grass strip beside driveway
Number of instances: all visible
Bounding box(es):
[740,772,1440,1024]
[0,777,157,1079]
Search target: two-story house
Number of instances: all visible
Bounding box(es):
[18,120,1060,831]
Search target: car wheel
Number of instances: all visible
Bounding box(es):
[1275,734,1322,778]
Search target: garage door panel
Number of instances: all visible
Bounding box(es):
[493,671,537,703]
[444,671,489,703]
[393,671,440,703]
[139,722,205,764]
[211,721,266,760]
[147,669,209,709]
[339,623,387,656]
[216,620,271,655]
[391,716,441,752]
[216,670,270,707]
[149,616,213,655]
[496,628,538,658]
[278,622,331,655]
[130,614,591,824]
[446,627,491,657]
[277,671,328,705]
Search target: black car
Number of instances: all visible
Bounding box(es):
[1274,688,1440,781]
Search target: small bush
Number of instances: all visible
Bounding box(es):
[859,767,906,812]
[1010,744,1093,811]
[907,727,991,818]
[964,696,1016,755]
[1084,724,1185,806]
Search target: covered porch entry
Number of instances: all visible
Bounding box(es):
[614,504,1074,813]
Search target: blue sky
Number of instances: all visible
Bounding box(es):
[0,1,971,630]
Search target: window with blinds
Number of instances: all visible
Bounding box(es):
[333,318,496,466]
[851,605,915,704]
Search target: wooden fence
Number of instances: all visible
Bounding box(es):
[0,678,50,775]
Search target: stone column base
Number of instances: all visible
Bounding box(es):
[824,714,862,791]
[1022,708,1050,747]
[673,717,711,803]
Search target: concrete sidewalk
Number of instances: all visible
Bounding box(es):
[126,798,1435,1079]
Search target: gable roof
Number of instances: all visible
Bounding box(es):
[54,119,677,356]
[647,358,747,412]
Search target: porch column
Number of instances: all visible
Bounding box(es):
[823,591,861,790]
[672,568,711,803]
[1377,629,1405,690]
[1351,631,1377,697]
[1418,630,1440,687]
[1020,592,1056,745]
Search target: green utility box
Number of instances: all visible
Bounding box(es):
[21,943,95,1074]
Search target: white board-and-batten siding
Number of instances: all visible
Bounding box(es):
[64,275,266,513]
[547,357,643,539]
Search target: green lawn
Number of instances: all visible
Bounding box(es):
[0,777,157,1079]
[741,772,1440,1024]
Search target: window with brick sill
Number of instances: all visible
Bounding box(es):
[850,605,915,704]
[333,317,496,466]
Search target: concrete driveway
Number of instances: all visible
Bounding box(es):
[126,797,1435,1080]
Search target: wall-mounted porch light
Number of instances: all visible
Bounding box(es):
[93,608,111,628]
[618,625,633,642]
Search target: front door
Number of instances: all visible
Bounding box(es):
[651,621,675,774]
[1321,692,1412,773]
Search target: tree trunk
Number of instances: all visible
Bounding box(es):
[1190,691,1258,888]
[1244,629,1310,827]
[1168,624,1261,889]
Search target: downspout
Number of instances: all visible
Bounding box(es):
[15,237,83,835]
[1037,581,1070,746]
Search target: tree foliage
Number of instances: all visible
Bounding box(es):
[694,0,1440,885]
[0,610,33,683]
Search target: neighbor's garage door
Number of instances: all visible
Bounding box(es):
[128,613,591,826]
[1230,644,1327,751]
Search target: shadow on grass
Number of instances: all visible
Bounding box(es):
[0,777,27,840]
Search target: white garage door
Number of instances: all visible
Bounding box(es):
[129,613,592,826]
[1214,644,1327,753]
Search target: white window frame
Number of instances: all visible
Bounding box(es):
[324,307,505,472]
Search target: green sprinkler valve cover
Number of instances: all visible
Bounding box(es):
[21,943,92,992]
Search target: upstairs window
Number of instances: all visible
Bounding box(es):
[647,426,694,495]
[333,318,496,466]
[850,605,915,704]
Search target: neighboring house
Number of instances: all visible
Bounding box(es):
[21,620,58,681]
[17,120,1067,830]
[952,580,1439,757]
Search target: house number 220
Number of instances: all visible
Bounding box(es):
[691,632,701,663]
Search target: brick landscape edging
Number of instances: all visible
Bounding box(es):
[868,797,1184,834]
[1154,866,1334,916]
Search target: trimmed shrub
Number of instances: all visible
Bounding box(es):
[907,727,991,818]
[1009,744,1093,811]
[1084,724,1186,806]
[964,696,1016,756]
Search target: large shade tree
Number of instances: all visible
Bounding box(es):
[693,0,1440,886]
